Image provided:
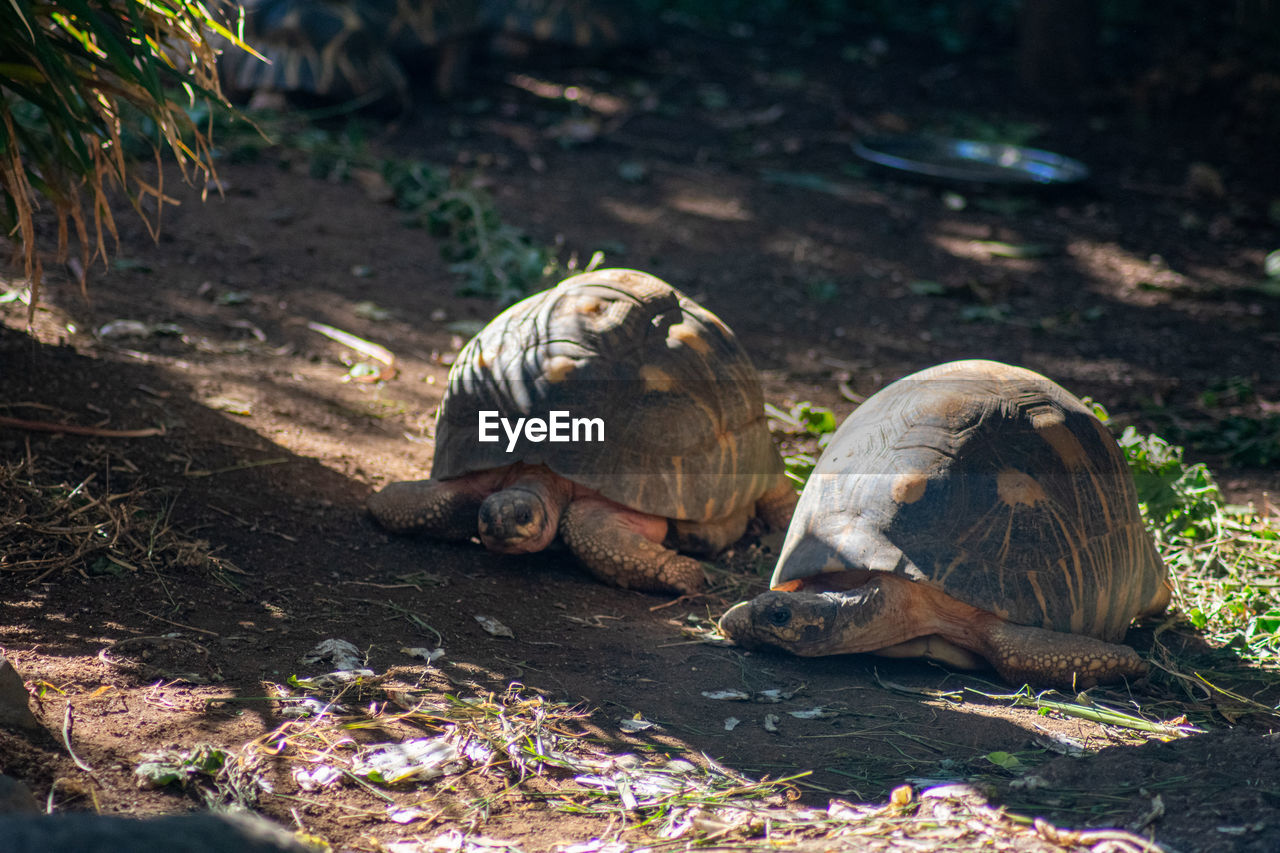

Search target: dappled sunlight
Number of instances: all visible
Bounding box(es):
[1068,240,1194,303]
[928,233,1043,271]
[666,190,754,222]
[598,197,662,226]
[762,231,846,271]
[505,73,629,116]
[597,186,753,231]
[2,285,452,488]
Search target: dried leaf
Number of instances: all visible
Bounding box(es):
[402,647,445,663]
[787,707,836,719]
[353,737,460,785]
[475,615,514,638]
[619,716,656,733]
[301,639,364,671]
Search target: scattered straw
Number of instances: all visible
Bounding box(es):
[139,660,1180,852]
[0,455,234,582]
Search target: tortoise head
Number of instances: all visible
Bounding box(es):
[478,487,558,554]
[718,583,892,657]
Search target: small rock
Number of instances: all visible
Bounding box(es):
[96,320,151,340]
[0,812,310,852]
[474,615,514,638]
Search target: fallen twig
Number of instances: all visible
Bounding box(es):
[62,703,97,776]
[0,415,164,437]
[307,321,398,382]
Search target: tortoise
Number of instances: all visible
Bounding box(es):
[219,0,482,103]
[718,359,1170,689]
[367,268,797,595]
[219,0,648,103]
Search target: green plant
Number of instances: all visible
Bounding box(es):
[1115,425,1222,543]
[1,0,250,307]
[1109,417,1278,666]
[1146,377,1280,468]
[384,156,558,303]
[772,401,838,485]
[1190,415,1280,468]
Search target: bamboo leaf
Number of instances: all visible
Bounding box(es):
[1,0,243,304]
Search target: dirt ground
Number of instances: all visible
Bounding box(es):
[3,20,1280,853]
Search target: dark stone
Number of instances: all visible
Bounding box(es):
[0,812,311,853]
[0,654,41,731]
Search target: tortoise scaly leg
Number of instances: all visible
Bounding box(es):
[976,615,1148,689]
[561,499,706,595]
[754,475,798,531]
[367,478,488,540]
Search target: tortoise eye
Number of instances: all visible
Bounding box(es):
[767,606,792,627]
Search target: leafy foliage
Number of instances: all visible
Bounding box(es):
[135,744,265,809]
[1189,414,1280,468]
[772,401,837,485]
[1115,425,1222,543]
[1141,377,1280,469]
[0,0,248,307]
[1078,407,1276,667]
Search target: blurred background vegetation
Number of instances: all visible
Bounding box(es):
[2,0,1277,304]
[650,0,1280,67]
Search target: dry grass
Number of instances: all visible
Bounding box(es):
[169,665,1168,852]
[0,450,235,585]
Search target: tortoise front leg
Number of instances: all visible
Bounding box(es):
[978,617,1148,689]
[560,499,706,595]
[367,478,486,540]
[754,475,798,531]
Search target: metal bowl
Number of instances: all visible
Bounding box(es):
[852,135,1090,186]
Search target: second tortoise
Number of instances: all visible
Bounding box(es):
[219,0,649,103]
[719,360,1170,689]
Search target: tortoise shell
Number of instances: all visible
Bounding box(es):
[432,268,785,522]
[220,0,481,100]
[220,0,645,100]
[773,359,1168,643]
